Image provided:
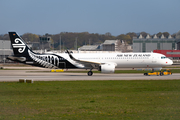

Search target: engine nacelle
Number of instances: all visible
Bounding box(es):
[98,64,115,73]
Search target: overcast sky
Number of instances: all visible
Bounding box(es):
[0,0,180,35]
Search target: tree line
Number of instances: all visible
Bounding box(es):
[0,31,176,50]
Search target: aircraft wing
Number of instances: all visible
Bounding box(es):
[66,50,101,68]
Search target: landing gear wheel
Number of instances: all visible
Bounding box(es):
[157,73,159,76]
[160,72,163,76]
[87,71,93,76]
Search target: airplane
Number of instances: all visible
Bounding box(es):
[7,32,173,76]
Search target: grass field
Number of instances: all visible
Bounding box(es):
[0,80,180,120]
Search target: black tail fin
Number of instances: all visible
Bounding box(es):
[8,32,33,61]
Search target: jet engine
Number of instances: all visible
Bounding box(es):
[98,64,115,73]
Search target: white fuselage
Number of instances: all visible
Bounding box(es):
[55,52,173,69]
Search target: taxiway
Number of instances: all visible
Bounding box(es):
[0,69,179,82]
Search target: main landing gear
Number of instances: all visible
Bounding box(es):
[87,68,93,76]
[87,71,93,76]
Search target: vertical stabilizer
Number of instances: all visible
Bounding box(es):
[8,32,33,61]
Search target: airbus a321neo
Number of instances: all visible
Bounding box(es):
[7,32,173,76]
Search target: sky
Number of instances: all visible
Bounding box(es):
[0,0,180,36]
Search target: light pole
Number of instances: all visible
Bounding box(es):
[75,37,77,50]
[63,41,65,51]
[59,35,61,52]
[3,40,5,64]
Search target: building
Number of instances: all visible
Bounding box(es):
[0,40,13,63]
[78,40,120,51]
[153,50,180,59]
[78,39,132,52]
[102,40,120,51]
[176,30,180,50]
[153,30,180,60]
[133,34,177,52]
[78,45,101,51]
[0,40,11,49]
[78,40,122,51]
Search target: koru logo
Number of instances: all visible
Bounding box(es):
[12,38,26,53]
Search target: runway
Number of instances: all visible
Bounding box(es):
[0,69,180,82]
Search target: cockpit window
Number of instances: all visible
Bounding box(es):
[161,56,167,59]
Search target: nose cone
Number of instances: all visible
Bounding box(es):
[170,59,173,65]
[167,59,173,66]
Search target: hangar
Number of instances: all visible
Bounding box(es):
[153,31,180,60]
[133,33,177,52]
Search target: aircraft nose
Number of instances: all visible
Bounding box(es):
[167,59,173,65]
[170,59,173,65]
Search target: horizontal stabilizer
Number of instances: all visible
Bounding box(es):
[7,56,26,62]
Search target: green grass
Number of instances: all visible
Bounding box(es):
[0,80,180,120]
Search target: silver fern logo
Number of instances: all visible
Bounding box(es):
[12,38,26,53]
[28,50,59,68]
